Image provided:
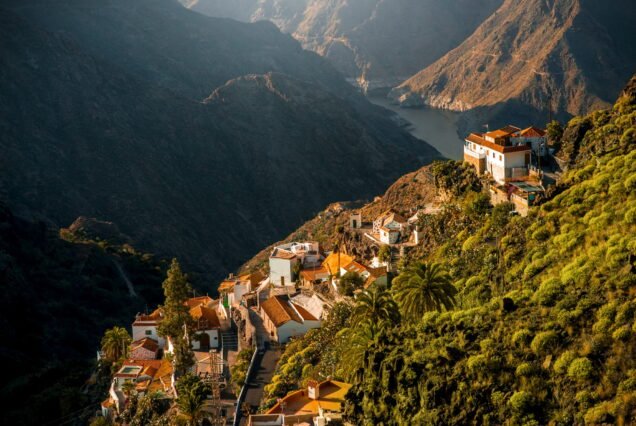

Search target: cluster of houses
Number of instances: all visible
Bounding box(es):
[464,124,547,215]
[101,296,228,419]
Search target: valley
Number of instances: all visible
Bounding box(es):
[369,96,464,160]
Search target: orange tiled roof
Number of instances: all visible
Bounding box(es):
[300,266,329,281]
[293,303,318,321]
[132,308,163,326]
[342,261,369,275]
[130,337,159,353]
[518,126,546,137]
[261,295,302,327]
[239,270,265,286]
[184,296,213,308]
[465,133,531,154]
[322,252,355,276]
[266,379,352,416]
[148,359,174,393]
[190,305,221,330]
[270,248,297,260]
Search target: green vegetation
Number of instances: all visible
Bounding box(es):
[175,373,211,426]
[101,327,132,363]
[266,78,636,425]
[157,259,195,374]
[392,262,457,320]
[230,348,255,394]
[338,271,364,296]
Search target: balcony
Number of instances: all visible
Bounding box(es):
[464,146,486,159]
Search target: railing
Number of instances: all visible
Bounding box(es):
[464,147,486,159]
[233,345,259,426]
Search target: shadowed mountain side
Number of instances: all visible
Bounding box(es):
[0,8,440,282]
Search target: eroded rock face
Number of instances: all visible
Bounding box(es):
[182,0,503,90]
[391,0,636,121]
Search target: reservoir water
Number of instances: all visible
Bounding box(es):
[369,96,464,160]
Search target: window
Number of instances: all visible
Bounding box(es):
[145,330,152,336]
[499,155,502,161]
[492,152,495,158]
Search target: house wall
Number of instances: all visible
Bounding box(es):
[275,320,322,343]
[269,257,295,286]
[192,329,220,350]
[511,194,530,217]
[132,325,165,348]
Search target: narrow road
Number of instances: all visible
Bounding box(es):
[242,309,281,410]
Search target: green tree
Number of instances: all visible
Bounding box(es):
[546,120,563,147]
[353,286,400,325]
[392,262,457,320]
[176,373,211,426]
[100,326,132,362]
[157,259,194,339]
[378,245,391,269]
[173,334,195,375]
[430,160,482,196]
[338,271,364,296]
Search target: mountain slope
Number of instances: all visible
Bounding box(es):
[0,1,439,282]
[0,203,167,425]
[391,0,636,120]
[183,0,503,92]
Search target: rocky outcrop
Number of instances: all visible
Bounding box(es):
[391,0,636,121]
[183,0,503,90]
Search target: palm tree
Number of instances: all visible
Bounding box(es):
[337,319,379,380]
[101,326,132,362]
[392,262,457,320]
[176,373,211,426]
[352,286,400,325]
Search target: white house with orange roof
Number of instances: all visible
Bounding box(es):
[248,379,351,425]
[260,295,321,343]
[464,125,535,184]
[269,242,321,286]
[132,309,165,348]
[372,210,408,244]
[218,271,264,310]
[189,304,221,350]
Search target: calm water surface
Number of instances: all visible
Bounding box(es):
[370,96,464,160]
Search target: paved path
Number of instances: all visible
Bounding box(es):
[242,309,281,410]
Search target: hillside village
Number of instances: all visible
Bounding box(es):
[93,122,565,426]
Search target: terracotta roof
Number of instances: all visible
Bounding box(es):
[300,266,329,281]
[101,398,115,409]
[266,379,352,416]
[380,226,399,233]
[293,303,318,321]
[270,248,296,260]
[239,271,265,286]
[465,133,531,154]
[322,252,355,276]
[184,296,213,308]
[261,295,302,327]
[218,280,238,292]
[518,126,546,137]
[190,305,221,330]
[132,308,163,326]
[147,359,174,393]
[342,261,369,275]
[130,337,159,353]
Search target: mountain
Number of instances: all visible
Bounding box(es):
[0,0,439,284]
[182,0,504,93]
[390,0,636,127]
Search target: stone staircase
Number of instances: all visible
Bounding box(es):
[221,331,238,352]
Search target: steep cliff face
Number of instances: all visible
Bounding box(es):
[183,0,503,91]
[391,0,636,120]
[0,0,439,282]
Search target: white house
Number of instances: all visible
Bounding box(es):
[189,305,221,350]
[260,295,322,343]
[132,309,165,348]
[372,210,408,244]
[218,271,264,309]
[269,242,321,286]
[349,211,362,229]
[464,125,533,184]
[511,126,547,156]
